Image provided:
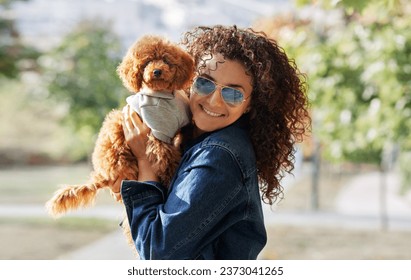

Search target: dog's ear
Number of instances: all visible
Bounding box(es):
[117,49,143,92]
[174,49,195,90]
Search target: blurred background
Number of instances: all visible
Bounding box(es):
[0,0,410,260]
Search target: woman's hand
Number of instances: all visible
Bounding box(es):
[122,105,159,182]
[110,105,160,198]
[123,105,150,160]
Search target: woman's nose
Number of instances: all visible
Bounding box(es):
[208,86,225,106]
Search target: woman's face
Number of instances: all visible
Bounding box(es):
[190,53,253,135]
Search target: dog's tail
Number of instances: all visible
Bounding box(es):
[45,182,101,218]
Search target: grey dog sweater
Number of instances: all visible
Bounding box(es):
[126,90,190,144]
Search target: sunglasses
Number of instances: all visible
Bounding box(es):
[192,76,250,106]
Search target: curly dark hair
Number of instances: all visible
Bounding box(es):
[181,25,311,205]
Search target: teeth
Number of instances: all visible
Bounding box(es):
[203,106,223,117]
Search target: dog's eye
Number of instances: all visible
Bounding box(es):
[162,56,171,65]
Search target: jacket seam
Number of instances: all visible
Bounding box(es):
[201,140,248,179]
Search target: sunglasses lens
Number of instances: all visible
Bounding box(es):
[194,77,215,96]
[193,76,245,106]
[221,88,244,105]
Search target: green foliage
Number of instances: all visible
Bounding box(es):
[294,0,404,14]
[42,20,126,155]
[259,1,411,166]
[399,152,411,194]
[0,77,74,162]
[0,0,40,79]
[0,0,28,8]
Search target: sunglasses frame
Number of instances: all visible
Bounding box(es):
[192,76,250,106]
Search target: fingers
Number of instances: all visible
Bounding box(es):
[121,105,151,160]
[129,108,143,129]
[112,176,121,193]
[123,106,133,133]
[123,105,146,133]
[111,176,122,202]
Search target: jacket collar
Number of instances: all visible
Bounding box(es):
[184,115,249,152]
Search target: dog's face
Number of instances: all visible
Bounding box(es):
[141,52,179,91]
[117,35,194,93]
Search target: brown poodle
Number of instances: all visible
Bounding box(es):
[45,35,194,219]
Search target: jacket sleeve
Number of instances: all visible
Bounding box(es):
[120,145,246,259]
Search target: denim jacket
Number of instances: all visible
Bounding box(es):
[121,117,267,259]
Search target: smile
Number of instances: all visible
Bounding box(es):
[201,105,224,117]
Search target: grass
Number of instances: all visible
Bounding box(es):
[0,163,117,204]
[0,216,115,230]
[261,224,411,260]
[259,163,411,260]
[0,216,117,260]
[0,164,122,260]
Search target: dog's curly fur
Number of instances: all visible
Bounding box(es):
[45,36,194,247]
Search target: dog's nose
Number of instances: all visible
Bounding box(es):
[153,69,162,78]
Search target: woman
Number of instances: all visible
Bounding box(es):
[114,25,310,259]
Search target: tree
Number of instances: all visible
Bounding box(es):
[0,0,39,79]
[42,19,126,159]
[295,0,404,14]
[257,0,411,164]
[255,0,411,201]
